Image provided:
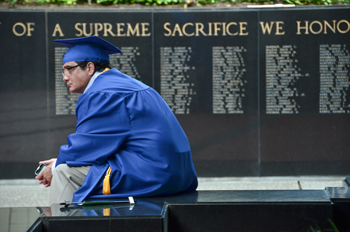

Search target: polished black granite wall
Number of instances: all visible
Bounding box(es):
[0,6,350,178]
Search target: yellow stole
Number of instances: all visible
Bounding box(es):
[100,67,112,195]
[101,67,110,74]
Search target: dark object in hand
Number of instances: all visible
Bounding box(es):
[35,164,47,176]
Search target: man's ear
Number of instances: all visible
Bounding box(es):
[87,62,96,76]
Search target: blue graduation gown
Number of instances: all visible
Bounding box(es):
[56,69,198,202]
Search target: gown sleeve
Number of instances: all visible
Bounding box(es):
[56,91,131,167]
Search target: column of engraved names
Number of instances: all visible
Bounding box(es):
[213,46,247,114]
[110,47,141,81]
[160,47,195,114]
[265,45,308,114]
[55,47,80,115]
[319,44,350,113]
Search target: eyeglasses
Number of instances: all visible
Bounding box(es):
[61,64,81,77]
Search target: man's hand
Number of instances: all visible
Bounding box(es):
[35,158,57,187]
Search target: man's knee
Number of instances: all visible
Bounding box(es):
[53,164,90,187]
[55,164,90,176]
[54,164,70,177]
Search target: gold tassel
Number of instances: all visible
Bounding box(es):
[103,167,111,195]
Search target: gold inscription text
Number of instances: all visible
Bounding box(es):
[163,22,249,37]
[74,22,151,37]
[13,22,35,36]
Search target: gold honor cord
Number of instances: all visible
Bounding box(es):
[103,166,112,195]
[101,67,112,195]
[101,67,110,74]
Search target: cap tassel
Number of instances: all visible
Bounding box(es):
[103,167,112,195]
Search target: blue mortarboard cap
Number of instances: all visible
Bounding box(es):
[54,36,122,65]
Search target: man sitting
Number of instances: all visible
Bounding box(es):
[36,36,198,205]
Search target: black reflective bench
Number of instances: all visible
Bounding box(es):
[23,183,350,232]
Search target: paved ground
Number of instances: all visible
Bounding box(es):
[0,176,345,208]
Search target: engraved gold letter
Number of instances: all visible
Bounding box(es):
[75,23,83,36]
[208,23,212,36]
[127,23,140,36]
[52,23,64,37]
[239,22,248,36]
[141,23,151,36]
[337,20,350,34]
[213,22,221,36]
[195,23,206,36]
[182,23,194,37]
[222,22,226,36]
[12,22,26,36]
[296,21,309,35]
[164,22,172,36]
[324,20,336,34]
[26,22,35,36]
[117,23,125,37]
[94,23,103,36]
[226,22,238,36]
[259,21,274,35]
[172,23,183,36]
[82,23,93,36]
[310,21,322,34]
[275,21,285,35]
[103,23,115,37]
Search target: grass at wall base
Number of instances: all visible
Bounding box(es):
[2,0,349,8]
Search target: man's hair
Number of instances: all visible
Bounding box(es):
[76,60,112,72]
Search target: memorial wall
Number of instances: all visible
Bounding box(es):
[0,6,349,178]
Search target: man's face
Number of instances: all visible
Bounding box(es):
[62,61,91,93]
